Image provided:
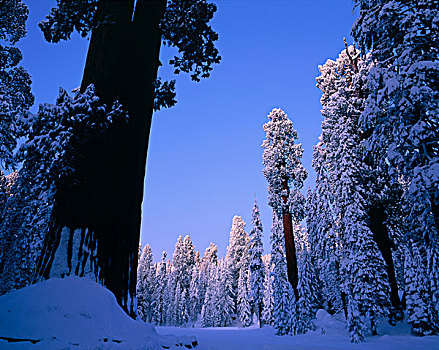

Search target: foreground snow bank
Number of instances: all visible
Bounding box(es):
[0,277,196,349]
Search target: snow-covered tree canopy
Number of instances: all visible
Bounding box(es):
[0,0,33,169]
[38,0,220,110]
[262,108,307,218]
[352,0,439,238]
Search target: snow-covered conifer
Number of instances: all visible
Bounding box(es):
[215,259,234,327]
[0,86,127,294]
[316,47,391,341]
[0,0,33,170]
[225,215,249,309]
[188,265,200,323]
[352,1,439,334]
[262,254,274,326]
[136,244,156,322]
[153,252,168,325]
[270,212,296,335]
[199,243,218,314]
[201,263,218,327]
[297,249,318,334]
[262,108,307,299]
[405,242,432,336]
[237,267,252,327]
[249,197,264,325]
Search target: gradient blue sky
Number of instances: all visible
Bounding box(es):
[20,0,357,260]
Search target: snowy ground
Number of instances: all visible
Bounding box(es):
[1,277,438,349]
[156,316,439,350]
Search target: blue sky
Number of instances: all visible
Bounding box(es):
[20,0,357,260]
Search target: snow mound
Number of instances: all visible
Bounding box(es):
[0,277,197,349]
[314,309,346,335]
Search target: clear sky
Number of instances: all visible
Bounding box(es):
[20,0,357,260]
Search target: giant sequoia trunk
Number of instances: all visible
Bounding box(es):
[37,0,167,317]
[281,178,299,300]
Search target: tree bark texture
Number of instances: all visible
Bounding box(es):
[281,178,299,301]
[37,0,166,317]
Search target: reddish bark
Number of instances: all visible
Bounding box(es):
[281,177,299,300]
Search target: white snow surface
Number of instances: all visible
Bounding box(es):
[1,277,438,349]
[156,309,439,350]
[0,277,195,349]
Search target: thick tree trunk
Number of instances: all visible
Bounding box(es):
[37,0,166,317]
[368,204,403,323]
[281,178,299,300]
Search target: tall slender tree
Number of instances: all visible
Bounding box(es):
[262,108,307,299]
[249,197,264,325]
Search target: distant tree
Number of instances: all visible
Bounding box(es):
[36,0,221,315]
[136,244,156,322]
[225,215,249,310]
[153,252,168,325]
[237,267,252,327]
[262,108,307,300]
[215,259,234,327]
[249,197,264,325]
[188,265,200,322]
[201,263,217,327]
[199,242,218,311]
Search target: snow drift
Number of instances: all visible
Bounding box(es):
[0,276,197,349]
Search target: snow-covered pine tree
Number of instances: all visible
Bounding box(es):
[225,215,249,311]
[270,211,297,335]
[215,259,234,327]
[136,244,156,322]
[249,197,264,325]
[297,249,318,334]
[153,252,168,325]
[308,142,343,315]
[262,254,274,326]
[188,265,200,323]
[0,0,33,170]
[169,235,196,325]
[201,263,218,327]
[199,243,218,314]
[352,0,439,334]
[164,261,176,325]
[405,242,431,336]
[262,108,307,299]
[316,47,392,342]
[237,267,252,327]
